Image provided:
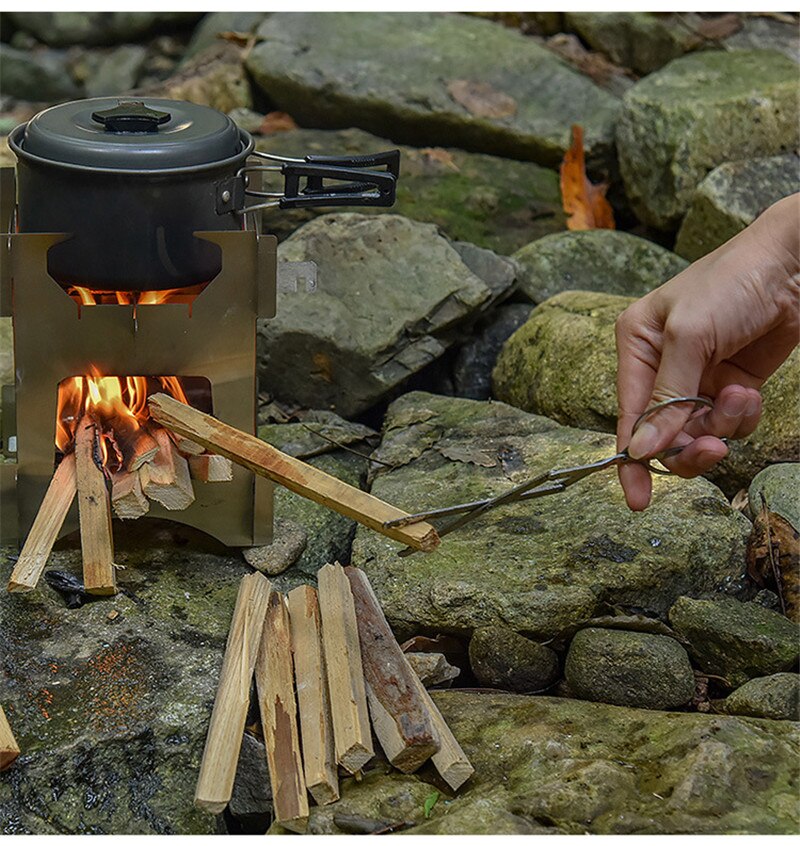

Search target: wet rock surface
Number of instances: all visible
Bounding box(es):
[617,50,800,229]
[352,392,750,640]
[469,625,560,692]
[564,627,696,710]
[723,674,800,721]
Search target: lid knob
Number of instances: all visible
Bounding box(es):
[91,101,171,133]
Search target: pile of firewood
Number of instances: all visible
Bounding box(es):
[195,564,473,832]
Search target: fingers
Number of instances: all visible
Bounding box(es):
[682,384,762,440]
[660,435,729,478]
[617,461,652,511]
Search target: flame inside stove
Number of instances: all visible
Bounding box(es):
[69,286,202,306]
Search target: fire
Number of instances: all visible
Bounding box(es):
[69,286,204,306]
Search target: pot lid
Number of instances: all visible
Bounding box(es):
[17,97,244,171]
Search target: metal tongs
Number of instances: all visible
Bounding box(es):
[385,397,718,556]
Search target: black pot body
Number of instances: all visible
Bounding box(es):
[10,124,253,292]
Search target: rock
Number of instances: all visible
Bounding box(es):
[85,44,147,97]
[452,304,533,400]
[617,50,800,230]
[564,627,695,710]
[6,12,202,46]
[255,127,565,254]
[749,463,800,532]
[469,625,560,692]
[725,15,800,63]
[675,153,800,260]
[0,44,80,102]
[723,673,800,721]
[246,13,620,168]
[492,291,627,431]
[405,652,460,688]
[228,107,266,134]
[351,392,750,640]
[258,214,504,417]
[183,12,269,60]
[280,691,800,834]
[0,539,251,834]
[228,733,273,832]
[242,518,308,576]
[669,596,800,688]
[513,230,687,304]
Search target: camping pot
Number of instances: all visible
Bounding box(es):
[9,97,399,292]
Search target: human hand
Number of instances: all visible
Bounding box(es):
[615,192,800,510]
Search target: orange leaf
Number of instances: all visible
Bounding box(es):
[257,111,298,135]
[559,125,615,231]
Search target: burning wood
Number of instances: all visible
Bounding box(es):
[139,428,195,511]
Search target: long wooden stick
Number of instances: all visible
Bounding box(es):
[255,592,309,832]
[8,454,77,592]
[148,393,439,552]
[345,567,439,773]
[0,705,20,771]
[195,571,273,814]
[317,563,373,774]
[75,415,116,596]
[287,585,339,805]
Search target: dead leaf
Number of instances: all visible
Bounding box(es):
[400,633,466,664]
[258,111,298,135]
[447,79,517,119]
[436,444,496,467]
[559,124,615,231]
[311,351,333,383]
[419,147,460,172]
[730,488,750,515]
[545,33,634,89]
[217,30,254,47]
[691,13,741,42]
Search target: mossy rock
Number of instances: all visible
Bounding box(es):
[723,673,800,721]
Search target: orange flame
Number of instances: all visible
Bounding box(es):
[69,286,201,306]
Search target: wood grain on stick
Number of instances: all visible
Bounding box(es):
[345,566,439,772]
[147,393,439,552]
[0,705,20,771]
[255,591,309,832]
[8,454,76,592]
[287,585,339,805]
[317,563,373,773]
[188,453,234,483]
[195,571,273,814]
[111,469,149,520]
[140,427,195,510]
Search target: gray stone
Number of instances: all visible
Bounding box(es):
[256,128,566,254]
[617,50,800,229]
[242,518,308,576]
[0,541,251,834]
[85,44,147,97]
[405,652,460,688]
[565,627,696,710]
[258,214,504,417]
[0,43,80,101]
[749,463,800,532]
[723,673,800,721]
[246,13,620,168]
[725,15,800,63]
[513,230,687,304]
[229,733,273,832]
[351,392,750,640]
[469,625,560,692]
[276,691,800,834]
[675,153,800,261]
[669,596,800,688]
[184,12,269,61]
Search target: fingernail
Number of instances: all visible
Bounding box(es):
[628,422,660,459]
[722,393,748,417]
[745,396,760,416]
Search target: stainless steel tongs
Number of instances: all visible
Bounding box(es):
[384,397,716,556]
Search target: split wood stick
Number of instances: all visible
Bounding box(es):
[168,430,206,456]
[111,469,149,520]
[317,563,373,773]
[345,567,439,773]
[287,585,339,805]
[255,592,309,832]
[106,414,159,471]
[148,393,439,552]
[195,571,273,814]
[188,453,234,483]
[0,706,20,771]
[139,428,195,510]
[75,415,116,596]
[8,454,77,592]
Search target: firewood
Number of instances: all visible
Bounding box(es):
[8,454,77,592]
[345,567,439,773]
[148,393,439,552]
[287,585,339,805]
[168,429,206,456]
[188,453,234,483]
[195,571,273,814]
[0,705,20,771]
[317,563,373,773]
[75,415,116,596]
[109,414,160,471]
[255,591,309,832]
[111,469,149,520]
[140,428,195,510]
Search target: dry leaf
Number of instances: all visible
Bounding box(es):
[436,444,496,467]
[419,147,460,172]
[311,351,333,383]
[692,13,741,42]
[545,33,634,89]
[217,30,254,47]
[258,111,298,135]
[730,488,750,515]
[559,124,615,231]
[447,79,517,119]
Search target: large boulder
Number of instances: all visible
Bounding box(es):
[351,392,750,640]
[675,154,800,261]
[725,15,800,63]
[84,44,147,98]
[274,691,800,834]
[183,12,269,60]
[258,214,507,417]
[617,50,800,230]
[512,230,687,304]
[245,13,620,168]
[255,127,566,254]
[0,43,80,101]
